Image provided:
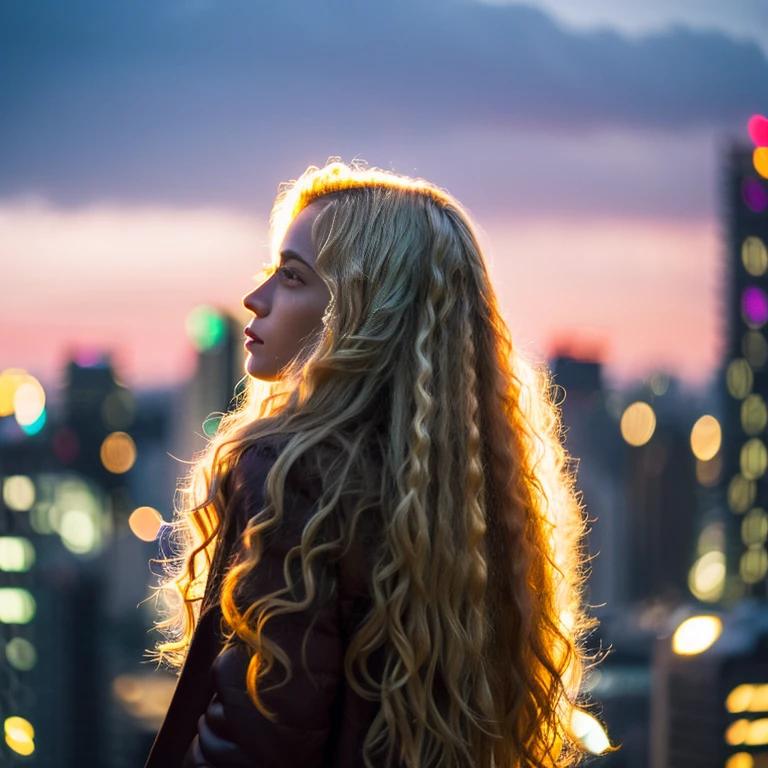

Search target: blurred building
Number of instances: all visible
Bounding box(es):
[651,603,768,768]
[718,144,768,603]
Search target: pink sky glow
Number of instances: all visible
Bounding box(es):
[2,200,722,394]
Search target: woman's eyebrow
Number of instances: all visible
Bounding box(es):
[280,248,315,272]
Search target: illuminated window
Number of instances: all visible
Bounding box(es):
[0,589,36,624]
[729,475,757,514]
[743,510,768,547]
[743,331,768,369]
[741,439,768,480]
[743,287,768,329]
[728,359,754,400]
[743,237,768,276]
[727,685,755,714]
[741,546,768,584]
[2,476,35,512]
[742,394,768,436]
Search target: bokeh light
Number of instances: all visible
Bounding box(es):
[4,716,34,757]
[742,394,768,435]
[755,148,768,181]
[742,178,768,214]
[0,538,36,572]
[727,685,755,714]
[748,114,768,147]
[727,719,750,746]
[12,376,46,427]
[743,330,768,368]
[186,305,227,352]
[726,753,753,768]
[2,476,35,512]
[101,388,136,430]
[743,287,768,328]
[672,615,722,655]
[696,454,722,487]
[743,237,768,276]
[745,718,768,746]
[52,427,80,464]
[129,506,164,542]
[0,588,37,624]
[100,432,137,474]
[727,359,754,400]
[740,546,768,584]
[0,369,28,417]
[5,637,36,672]
[741,438,768,480]
[742,508,768,546]
[570,709,610,755]
[688,550,725,602]
[59,509,99,555]
[620,402,656,447]
[690,415,721,460]
[728,475,756,513]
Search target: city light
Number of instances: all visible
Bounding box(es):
[740,438,768,480]
[727,719,750,746]
[754,148,768,181]
[671,615,722,655]
[746,718,768,746]
[101,388,136,430]
[0,537,36,572]
[129,506,164,542]
[742,237,768,276]
[742,287,768,328]
[59,509,99,555]
[742,178,768,214]
[2,476,35,512]
[728,474,757,513]
[688,550,725,603]
[12,376,46,427]
[20,408,46,436]
[748,114,768,147]
[727,359,754,400]
[186,305,227,351]
[0,588,37,624]
[690,415,721,461]
[742,509,768,547]
[0,369,28,417]
[742,331,768,368]
[4,716,35,757]
[740,546,768,584]
[620,402,656,447]
[100,431,137,474]
[727,684,768,714]
[741,394,768,435]
[726,754,753,768]
[570,709,610,755]
[5,637,37,672]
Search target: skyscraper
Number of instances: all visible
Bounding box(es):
[720,144,768,602]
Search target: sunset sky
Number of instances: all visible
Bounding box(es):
[2,0,767,392]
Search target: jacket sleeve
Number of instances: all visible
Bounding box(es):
[183,445,343,768]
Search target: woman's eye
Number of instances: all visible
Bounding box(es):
[278,266,302,284]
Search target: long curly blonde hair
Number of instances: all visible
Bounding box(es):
[152,160,596,767]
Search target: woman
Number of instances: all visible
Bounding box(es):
[145,161,596,768]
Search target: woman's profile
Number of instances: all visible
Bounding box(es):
[144,160,597,768]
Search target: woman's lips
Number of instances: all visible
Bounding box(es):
[244,328,263,345]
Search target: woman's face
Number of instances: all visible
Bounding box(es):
[242,200,332,381]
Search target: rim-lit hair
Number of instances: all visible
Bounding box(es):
[151,160,599,768]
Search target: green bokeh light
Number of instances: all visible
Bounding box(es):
[186,306,227,352]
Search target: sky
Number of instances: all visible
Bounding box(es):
[2,0,767,392]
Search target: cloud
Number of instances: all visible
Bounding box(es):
[0,0,765,209]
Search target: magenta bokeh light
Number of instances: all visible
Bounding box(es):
[743,286,768,327]
[742,178,768,213]
[748,114,768,148]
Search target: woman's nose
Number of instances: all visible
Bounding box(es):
[242,282,271,317]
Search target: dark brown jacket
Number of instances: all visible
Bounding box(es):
[144,440,383,768]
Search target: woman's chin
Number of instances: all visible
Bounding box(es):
[244,357,278,382]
